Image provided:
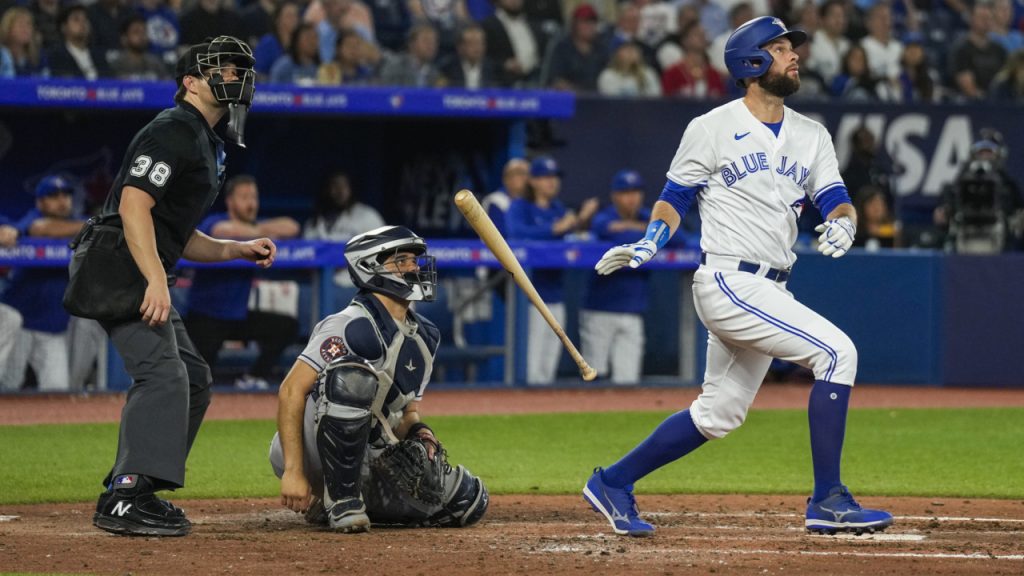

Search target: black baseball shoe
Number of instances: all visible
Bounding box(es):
[93,475,191,537]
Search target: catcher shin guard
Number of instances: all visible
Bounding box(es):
[315,357,379,505]
[425,465,489,528]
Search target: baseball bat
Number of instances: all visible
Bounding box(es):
[454,189,597,382]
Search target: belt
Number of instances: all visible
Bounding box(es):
[700,252,791,283]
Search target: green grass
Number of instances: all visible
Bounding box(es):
[1,408,1022,505]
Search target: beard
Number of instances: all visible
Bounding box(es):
[758,68,801,98]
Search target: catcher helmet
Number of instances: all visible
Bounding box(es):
[345,225,437,302]
[724,16,807,82]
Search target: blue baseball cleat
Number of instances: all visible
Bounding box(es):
[805,485,894,535]
[583,467,655,537]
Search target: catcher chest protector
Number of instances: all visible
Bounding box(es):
[316,357,379,505]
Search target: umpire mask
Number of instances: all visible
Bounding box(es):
[181,36,256,147]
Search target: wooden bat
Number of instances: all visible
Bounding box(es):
[454,189,597,381]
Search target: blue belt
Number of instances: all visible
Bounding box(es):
[700,252,791,283]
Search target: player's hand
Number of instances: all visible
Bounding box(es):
[280,469,313,513]
[414,426,439,461]
[595,239,658,275]
[235,238,277,268]
[814,217,856,258]
[140,279,171,327]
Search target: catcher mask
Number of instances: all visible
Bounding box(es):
[345,225,437,302]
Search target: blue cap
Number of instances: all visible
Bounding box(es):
[530,156,561,178]
[611,169,644,192]
[35,175,73,198]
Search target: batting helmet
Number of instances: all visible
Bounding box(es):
[724,16,807,82]
[344,225,437,302]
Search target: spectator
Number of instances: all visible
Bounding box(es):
[0,216,24,392]
[240,0,277,47]
[109,15,170,81]
[481,0,545,87]
[317,28,377,85]
[0,7,47,78]
[254,1,300,78]
[523,0,562,37]
[480,157,530,236]
[788,37,830,101]
[841,125,892,203]
[581,169,652,385]
[270,23,321,85]
[949,2,1008,100]
[87,0,129,61]
[686,0,729,41]
[598,40,661,96]
[303,171,385,241]
[179,0,242,47]
[989,0,1024,55]
[545,3,609,93]
[859,3,903,82]
[1,175,86,392]
[135,0,179,66]
[363,0,412,52]
[602,2,658,71]
[316,0,375,64]
[379,22,441,87]
[806,0,850,85]
[897,34,940,103]
[438,24,499,89]
[831,43,894,101]
[185,175,301,390]
[48,4,113,80]
[653,2,699,71]
[661,22,725,99]
[990,49,1024,101]
[409,0,470,57]
[852,185,897,250]
[708,2,753,77]
[637,0,678,48]
[506,156,598,385]
[29,0,61,51]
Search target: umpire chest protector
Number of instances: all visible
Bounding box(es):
[100,101,226,267]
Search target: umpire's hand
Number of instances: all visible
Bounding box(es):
[141,280,172,327]
[234,237,277,268]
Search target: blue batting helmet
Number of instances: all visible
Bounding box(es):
[724,16,807,82]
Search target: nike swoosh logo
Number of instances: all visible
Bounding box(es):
[734,132,751,140]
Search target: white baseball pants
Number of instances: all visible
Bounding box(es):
[580,310,644,384]
[526,302,565,385]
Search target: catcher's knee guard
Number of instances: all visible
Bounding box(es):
[316,356,379,503]
[425,465,489,528]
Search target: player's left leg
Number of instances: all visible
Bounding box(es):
[526,302,565,385]
[27,329,70,392]
[609,313,644,384]
[704,272,892,533]
[580,309,614,379]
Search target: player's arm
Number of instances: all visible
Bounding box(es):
[594,182,697,275]
[811,125,859,258]
[120,186,172,327]
[277,359,319,512]
[183,229,277,267]
[28,218,86,238]
[397,400,441,460]
[209,217,300,240]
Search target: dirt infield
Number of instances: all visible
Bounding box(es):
[2,385,1023,575]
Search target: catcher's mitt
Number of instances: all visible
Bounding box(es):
[372,436,449,506]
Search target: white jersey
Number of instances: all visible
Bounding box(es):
[667,98,845,269]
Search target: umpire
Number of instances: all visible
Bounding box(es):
[67,36,273,537]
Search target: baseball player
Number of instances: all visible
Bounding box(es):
[583,16,894,537]
[270,225,488,533]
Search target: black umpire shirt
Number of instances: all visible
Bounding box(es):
[101,100,226,268]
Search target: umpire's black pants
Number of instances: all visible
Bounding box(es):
[102,307,212,491]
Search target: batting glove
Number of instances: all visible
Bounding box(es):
[595,240,658,275]
[814,217,856,258]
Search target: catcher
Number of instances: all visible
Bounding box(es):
[269,225,488,532]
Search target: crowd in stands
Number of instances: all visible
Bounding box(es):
[1,0,1023,101]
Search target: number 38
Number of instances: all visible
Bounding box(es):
[129,155,172,187]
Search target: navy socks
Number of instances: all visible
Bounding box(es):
[602,409,708,489]
[808,380,851,502]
